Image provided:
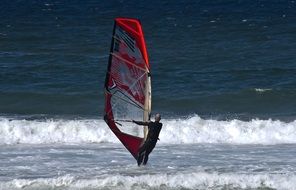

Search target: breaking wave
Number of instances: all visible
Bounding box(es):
[1,115,296,145]
[1,172,296,190]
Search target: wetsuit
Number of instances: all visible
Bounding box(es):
[133,120,162,166]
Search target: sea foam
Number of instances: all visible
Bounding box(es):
[1,172,296,190]
[1,116,296,145]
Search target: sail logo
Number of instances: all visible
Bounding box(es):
[116,27,135,52]
[114,27,144,65]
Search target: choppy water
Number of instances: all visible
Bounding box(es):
[1,0,296,118]
[1,116,296,145]
[1,117,296,189]
[1,0,296,189]
[1,143,296,190]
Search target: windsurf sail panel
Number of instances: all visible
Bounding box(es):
[104,18,151,159]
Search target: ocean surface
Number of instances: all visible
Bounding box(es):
[1,0,296,189]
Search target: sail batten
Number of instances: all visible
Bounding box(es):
[104,18,151,159]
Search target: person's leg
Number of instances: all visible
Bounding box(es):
[143,154,149,165]
[137,151,145,166]
[143,143,155,165]
[137,143,148,166]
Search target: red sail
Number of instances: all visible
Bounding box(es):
[104,18,151,159]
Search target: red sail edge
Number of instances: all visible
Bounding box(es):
[104,94,143,159]
[104,18,150,159]
[115,18,150,69]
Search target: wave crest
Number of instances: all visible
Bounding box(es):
[1,116,296,145]
[2,172,296,190]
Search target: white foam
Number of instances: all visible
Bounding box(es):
[2,172,296,190]
[1,116,296,145]
[254,88,272,93]
[0,117,118,145]
[161,116,296,144]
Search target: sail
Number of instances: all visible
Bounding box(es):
[104,18,151,159]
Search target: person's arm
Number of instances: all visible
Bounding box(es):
[132,120,149,126]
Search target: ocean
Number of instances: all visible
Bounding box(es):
[1,0,296,189]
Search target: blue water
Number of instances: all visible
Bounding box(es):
[1,1,296,189]
[1,0,296,119]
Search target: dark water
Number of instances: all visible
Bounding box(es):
[1,0,296,119]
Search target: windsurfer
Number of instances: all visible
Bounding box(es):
[132,113,162,166]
